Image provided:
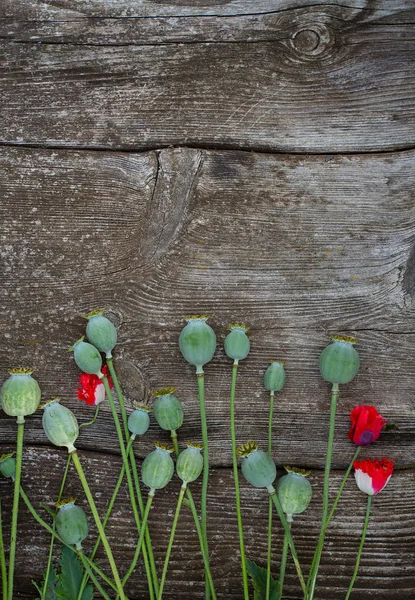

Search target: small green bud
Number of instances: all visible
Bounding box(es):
[83,309,117,358]
[41,399,79,453]
[141,442,174,492]
[224,324,250,362]
[237,441,276,489]
[1,368,41,422]
[55,499,88,550]
[152,388,184,432]
[179,316,216,374]
[128,405,151,437]
[264,361,286,392]
[276,467,312,522]
[176,443,203,484]
[0,453,16,480]
[69,337,102,376]
[319,335,360,385]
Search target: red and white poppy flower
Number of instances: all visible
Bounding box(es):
[354,458,394,496]
[77,365,113,406]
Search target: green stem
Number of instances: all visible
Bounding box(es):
[71,451,126,600]
[277,525,290,600]
[269,488,307,597]
[121,492,154,587]
[79,405,100,429]
[0,501,7,600]
[8,421,24,600]
[77,551,113,600]
[171,430,180,457]
[158,485,186,599]
[106,359,159,598]
[266,391,275,600]
[344,495,372,600]
[230,361,249,600]
[197,371,211,600]
[307,383,339,600]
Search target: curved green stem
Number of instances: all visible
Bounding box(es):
[77,551,112,600]
[121,492,154,587]
[8,421,24,600]
[71,451,126,600]
[230,361,249,600]
[79,405,100,429]
[158,485,186,599]
[266,390,275,600]
[344,495,372,600]
[0,501,7,600]
[197,371,211,600]
[277,524,290,600]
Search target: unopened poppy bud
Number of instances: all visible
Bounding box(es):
[264,361,286,392]
[41,398,79,453]
[128,405,151,437]
[83,309,117,358]
[69,337,103,377]
[276,466,312,522]
[55,499,88,550]
[237,441,276,489]
[179,316,216,374]
[152,388,184,432]
[319,335,360,385]
[176,442,203,484]
[0,453,16,480]
[1,368,41,423]
[224,324,250,362]
[141,442,174,492]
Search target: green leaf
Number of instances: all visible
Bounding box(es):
[56,545,92,600]
[246,558,280,600]
[32,567,60,600]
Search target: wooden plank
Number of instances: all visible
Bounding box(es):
[0,3,414,151]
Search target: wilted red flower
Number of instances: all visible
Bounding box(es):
[348,405,386,446]
[354,457,394,495]
[77,364,113,406]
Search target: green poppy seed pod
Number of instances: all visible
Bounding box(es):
[1,368,41,423]
[264,361,286,392]
[224,324,250,362]
[128,405,151,437]
[276,467,313,522]
[179,316,216,374]
[69,337,103,377]
[176,443,203,484]
[319,335,360,385]
[84,309,117,358]
[0,454,16,480]
[141,443,174,492]
[152,388,184,432]
[42,399,79,453]
[55,500,88,550]
[237,441,276,488]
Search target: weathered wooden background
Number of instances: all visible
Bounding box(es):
[1,0,414,598]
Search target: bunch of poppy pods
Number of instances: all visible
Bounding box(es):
[0,312,394,600]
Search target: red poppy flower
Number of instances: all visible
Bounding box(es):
[77,365,113,406]
[354,457,394,495]
[348,405,386,446]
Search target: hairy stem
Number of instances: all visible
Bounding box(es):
[8,422,24,600]
[344,495,372,600]
[266,390,275,600]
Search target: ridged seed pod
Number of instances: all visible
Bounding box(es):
[176,443,204,484]
[319,335,360,385]
[264,361,286,392]
[128,405,151,437]
[276,467,313,522]
[84,309,117,358]
[42,399,79,453]
[141,443,174,492]
[237,441,276,489]
[56,500,88,550]
[179,316,216,373]
[69,337,103,376]
[224,324,250,362]
[0,453,16,480]
[152,388,184,432]
[1,368,41,422]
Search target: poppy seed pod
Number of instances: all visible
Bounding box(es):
[41,399,79,453]
[224,324,250,362]
[0,453,16,480]
[141,443,175,492]
[69,337,103,377]
[55,499,89,550]
[237,441,276,489]
[152,388,184,432]
[176,443,204,484]
[319,335,360,385]
[1,368,41,422]
[264,361,286,393]
[128,405,151,437]
[276,466,313,522]
[83,309,117,358]
[179,316,216,374]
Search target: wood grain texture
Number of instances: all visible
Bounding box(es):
[1,2,414,151]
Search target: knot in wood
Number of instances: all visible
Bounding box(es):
[290,23,332,58]
[293,29,320,53]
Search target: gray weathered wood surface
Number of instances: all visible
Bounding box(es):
[0,1,414,598]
